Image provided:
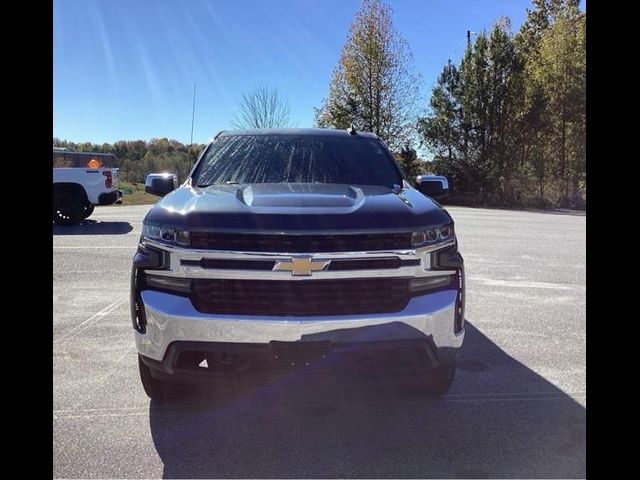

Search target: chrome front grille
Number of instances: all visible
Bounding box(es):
[140,236,457,316]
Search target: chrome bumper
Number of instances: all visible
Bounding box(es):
[135,288,465,362]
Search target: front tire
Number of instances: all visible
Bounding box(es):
[138,355,167,401]
[53,193,84,225]
[81,204,95,220]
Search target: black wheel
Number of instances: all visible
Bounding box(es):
[81,203,95,220]
[53,193,84,225]
[138,355,168,401]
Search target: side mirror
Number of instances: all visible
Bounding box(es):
[145,173,178,197]
[415,175,449,199]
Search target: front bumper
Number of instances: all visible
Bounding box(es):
[135,287,465,368]
[140,338,457,383]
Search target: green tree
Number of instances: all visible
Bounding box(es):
[315,0,421,150]
[397,144,421,180]
[417,60,469,190]
[418,60,462,166]
[420,20,524,203]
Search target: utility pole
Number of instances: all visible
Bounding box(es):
[190,84,196,146]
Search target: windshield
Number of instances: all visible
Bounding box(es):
[192,134,403,188]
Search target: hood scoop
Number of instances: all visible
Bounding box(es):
[236,183,365,211]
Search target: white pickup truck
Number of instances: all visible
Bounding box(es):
[53,148,123,225]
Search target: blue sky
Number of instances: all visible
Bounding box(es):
[54,0,548,144]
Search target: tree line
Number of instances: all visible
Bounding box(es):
[52,137,205,184]
[419,1,585,208]
[316,0,585,208]
[53,0,585,209]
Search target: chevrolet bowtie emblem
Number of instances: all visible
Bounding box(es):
[273,256,330,276]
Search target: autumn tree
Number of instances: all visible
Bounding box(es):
[315,0,421,150]
[526,2,585,204]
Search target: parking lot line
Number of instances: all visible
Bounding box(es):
[55,299,127,345]
[53,246,136,249]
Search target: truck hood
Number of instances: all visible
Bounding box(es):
[144,183,452,233]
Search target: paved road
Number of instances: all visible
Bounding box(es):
[53,205,586,479]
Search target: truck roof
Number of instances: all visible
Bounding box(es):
[217,128,379,139]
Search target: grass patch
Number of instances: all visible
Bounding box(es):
[118,181,159,206]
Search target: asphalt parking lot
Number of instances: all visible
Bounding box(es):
[53,204,586,479]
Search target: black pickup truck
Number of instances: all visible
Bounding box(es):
[131,128,465,400]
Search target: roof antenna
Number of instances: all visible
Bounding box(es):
[348,124,357,136]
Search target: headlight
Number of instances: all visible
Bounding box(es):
[411,223,454,247]
[142,223,190,246]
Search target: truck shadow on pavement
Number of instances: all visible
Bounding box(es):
[148,322,585,479]
[52,220,133,235]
